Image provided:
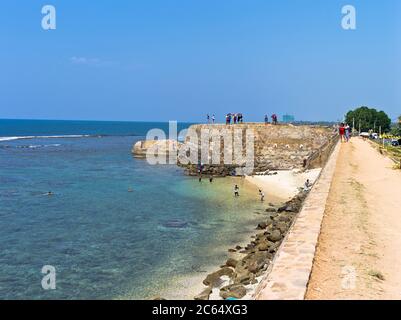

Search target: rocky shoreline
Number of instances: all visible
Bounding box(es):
[193,189,309,300]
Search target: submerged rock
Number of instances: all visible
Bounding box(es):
[162,220,188,228]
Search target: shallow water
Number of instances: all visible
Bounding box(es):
[0,120,272,299]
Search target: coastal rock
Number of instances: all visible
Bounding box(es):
[256,219,272,230]
[203,267,234,287]
[267,229,282,242]
[225,258,238,268]
[257,240,274,252]
[234,270,255,285]
[278,213,292,222]
[132,139,182,158]
[276,221,290,234]
[243,251,270,274]
[256,222,267,230]
[220,284,247,299]
[194,287,212,300]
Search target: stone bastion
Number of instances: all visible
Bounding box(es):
[132,123,338,176]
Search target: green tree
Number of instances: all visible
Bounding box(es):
[345,106,391,132]
[391,115,401,136]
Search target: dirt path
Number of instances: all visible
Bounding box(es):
[306,137,401,300]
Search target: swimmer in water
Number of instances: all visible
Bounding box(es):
[128,188,133,192]
[46,191,53,196]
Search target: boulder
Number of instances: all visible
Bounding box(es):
[203,267,234,287]
[220,284,247,299]
[256,222,267,230]
[132,139,182,158]
[257,240,274,252]
[234,270,255,285]
[276,221,289,234]
[226,258,238,268]
[267,229,282,242]
[243,251,270,274]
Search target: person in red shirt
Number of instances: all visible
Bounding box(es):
[339,123,346,142]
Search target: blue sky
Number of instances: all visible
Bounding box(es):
[1,0,400,122]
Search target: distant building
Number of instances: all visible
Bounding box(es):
[282,114,295,123]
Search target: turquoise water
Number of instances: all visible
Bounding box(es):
[0,120,266,299]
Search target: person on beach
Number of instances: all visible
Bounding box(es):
[212,114,215,124]
[239,113,243,123]
[264,115,269,125]
[209,176,213,183]
[304,179,312,190]
[233,114,237,124]
[234,185,239,197]
[259,189,265,202]
[207,114,210,124]
[199,175,202,182]
[339,123,345,142]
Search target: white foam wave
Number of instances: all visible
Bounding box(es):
[0,135,91,142]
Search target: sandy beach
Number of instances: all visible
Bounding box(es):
[246,169,322,200]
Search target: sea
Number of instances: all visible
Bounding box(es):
[0,119,269,299]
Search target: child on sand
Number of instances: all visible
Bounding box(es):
[234,185,239,197]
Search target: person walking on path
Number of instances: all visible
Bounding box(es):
[339,123,346,142]
[345,124,350,142]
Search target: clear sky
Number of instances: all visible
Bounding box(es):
[1,0,400,122]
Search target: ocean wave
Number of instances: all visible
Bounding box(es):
[0,134,138,142]
[16,144,62,149]
[0,135,92,142]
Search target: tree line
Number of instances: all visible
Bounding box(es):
[345,106,400,135]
